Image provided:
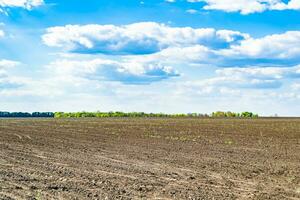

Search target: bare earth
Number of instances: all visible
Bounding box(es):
[0,118,300,200]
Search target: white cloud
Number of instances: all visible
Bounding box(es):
[184,74,280,91]
[216,65,300,80]
[42,22,300,81]
[291,83,300,90]
[125,45,215,66]
[42,22,249,55]
[187,0,300,14]
[0,0,43,10]
[126,28,300,67]
[40,21,300,109]
[0,59,20,71]
[221,31,300,60]
[186,9,198,14]
[0,59,23,89]
[180,65,300,93]
[46,58,179,84]
[0,29,4,38]
[124,29,300,68]
[42,22,300,66]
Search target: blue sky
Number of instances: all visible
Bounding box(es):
[1,0,300,116]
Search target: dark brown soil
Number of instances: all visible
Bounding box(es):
[0,118,300,199]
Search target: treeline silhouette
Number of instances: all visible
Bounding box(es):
[0,111,259,118]
[0,112,54,118]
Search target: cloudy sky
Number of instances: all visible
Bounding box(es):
[1,0,300,116]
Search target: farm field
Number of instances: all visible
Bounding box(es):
[0,118,300,200]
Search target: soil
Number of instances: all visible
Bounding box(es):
[0,118,300,199]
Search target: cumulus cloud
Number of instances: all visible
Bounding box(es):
[46,58,179,84]
[42,22,249,55]
[180,65,300,94]
[42,22,300,90]
[43,22,300,66]
[125,45,216,66]
[132,29,300,67]
[222,31,300,59]
[187,0,300,14]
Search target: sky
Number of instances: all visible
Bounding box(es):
[1,0,300,116]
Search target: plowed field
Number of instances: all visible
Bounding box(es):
[0,118,299,199]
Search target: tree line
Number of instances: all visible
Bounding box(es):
[0,112,54,118]
[211,111,259,118]
[0,111,259,118]
[54,111,259,118]
[54,112,208,118]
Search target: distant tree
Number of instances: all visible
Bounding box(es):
[211,111,258,118]
[212,111,226,118]
[0,111,54,118]
[52,111,259,119]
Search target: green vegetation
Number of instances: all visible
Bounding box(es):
[54,111,206,118]
[211,111,259,118]
[0,111,259,118]
[54,111,259,118]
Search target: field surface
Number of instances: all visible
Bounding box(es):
[0,118,300,200]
